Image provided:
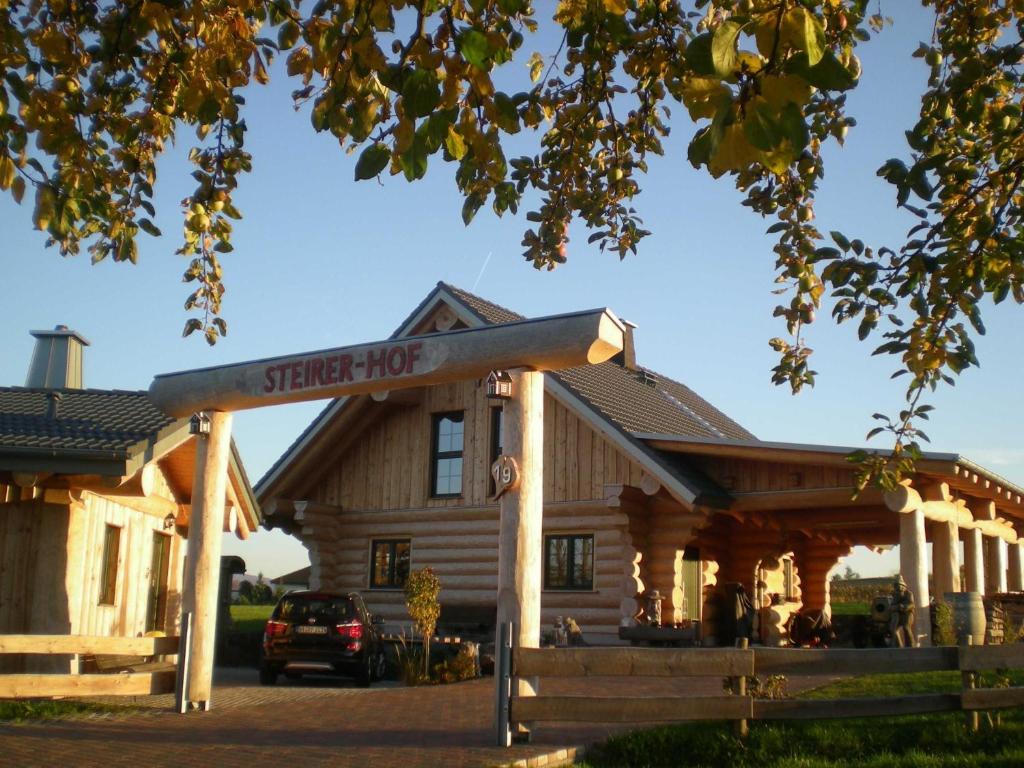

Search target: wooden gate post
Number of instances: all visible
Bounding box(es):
[179,410,233,710]
[495,369,543,733]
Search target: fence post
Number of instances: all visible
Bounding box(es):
[734,637,749,739]
[495,621,513,747]
[175,612,193,714]
[961,634,978,733]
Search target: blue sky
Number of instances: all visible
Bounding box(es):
[2,5,1021,581]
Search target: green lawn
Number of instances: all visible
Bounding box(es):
[229,603,274,633]
[0,699,136,723]
[581,670,1024,767]
[830,601,870,616]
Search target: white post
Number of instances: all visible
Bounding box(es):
[899,507,930,646]
[179,411,233,710]
[963,528,985,594]
[1008,542,1024,593]
[932,520,961,598]
[495,370,543,706]
[985,536,1008,595]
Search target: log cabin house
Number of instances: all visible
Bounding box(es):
[0,326,259,671]
[258,284,1024,646]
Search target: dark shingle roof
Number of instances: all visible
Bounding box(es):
[436,282,755,442]
[0,387,177,455]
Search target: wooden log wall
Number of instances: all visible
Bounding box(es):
[792,541,851,613]
[295,381,653,641]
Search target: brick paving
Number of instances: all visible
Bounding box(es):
[0,669,836,768]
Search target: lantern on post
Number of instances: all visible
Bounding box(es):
[486,370,514,400]
[189,412,211,436]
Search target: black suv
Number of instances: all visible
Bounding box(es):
[259,591,386,687]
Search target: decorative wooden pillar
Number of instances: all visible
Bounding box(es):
[985,535,1008,595]
[931,520,961,598]
[179,411,233,709]
[963,528,985,593]
[496,370,543,703]
[1008,542,1024,593]
[899,507,930,646]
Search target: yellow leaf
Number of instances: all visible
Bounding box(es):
[680,77,731,121]
[528,52,544,84]
[760,75,813,109]
[708,124,759,176]
[11,175,25,204]
[445,125,467,160]
[0,154,14,190]
[602,0,628,14]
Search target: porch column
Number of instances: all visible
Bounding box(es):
[496,369,543,702]
[963,528,985,593]
[180,410,233,710]
[1008,542,1024,593]
[931,520,961,599]
[899,507,930,646]
[985,535,1008,595]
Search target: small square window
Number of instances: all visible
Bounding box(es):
[370,539,411,589]
[544,534,594,591]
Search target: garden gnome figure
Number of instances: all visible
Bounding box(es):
[554,616,568,647]
[645,589,664,627]
[890,575,916,648]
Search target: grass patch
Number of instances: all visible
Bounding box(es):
[581,671,1024,768]
[0,699,136,723]
[830,601,870,616]
[229,603,274,633]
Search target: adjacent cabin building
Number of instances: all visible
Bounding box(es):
[258,284,1024,646]
[0,327,260,671]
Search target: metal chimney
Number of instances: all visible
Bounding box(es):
[26,325,91,389]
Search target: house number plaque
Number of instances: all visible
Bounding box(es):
[491,455,520,499]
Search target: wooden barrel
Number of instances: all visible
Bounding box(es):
[944,592,986,644]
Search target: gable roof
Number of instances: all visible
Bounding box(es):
[0,385,261,531]
[257,282,745,509]
[0,387,176,458]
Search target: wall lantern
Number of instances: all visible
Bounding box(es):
[189,412,211,436]
[163,512,176,530]
[486,370,513,400]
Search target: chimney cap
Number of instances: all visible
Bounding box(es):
[29,326,91,347]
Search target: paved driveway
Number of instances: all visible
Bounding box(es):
[0,668,835,768]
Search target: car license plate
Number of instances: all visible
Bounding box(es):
[295,625,328,635]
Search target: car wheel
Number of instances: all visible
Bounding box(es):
[259,665,278,686]
[355,655,372,688]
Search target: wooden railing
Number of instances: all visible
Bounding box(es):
[0,634,179,698]
[494,624,1024,745]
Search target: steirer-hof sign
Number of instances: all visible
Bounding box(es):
[148,308,626,417]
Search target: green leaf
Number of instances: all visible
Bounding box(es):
[182,318,202,338]
[778,102,809,153]
[788,50,857,91]
[277,21,301,50]
[354,142,391,180]
[399,134,428,181]
[830,231,851,251]
[138,218,162,237]
[402,69,440,118]
[711,21,742,78]
[458,29,491,69]
[742,101,779,151]
[684,33,715,77]
[799,10,826,66]
[462,193,484,225]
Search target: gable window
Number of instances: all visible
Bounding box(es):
[431,411,464,497]
[488,406,503,497]
[370,539,411,589]
[99,524,121,605]
[544,534,594,591]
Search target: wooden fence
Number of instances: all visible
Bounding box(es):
[0,634,179,698]
[494,624,1024,745]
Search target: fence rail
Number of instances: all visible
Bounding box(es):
[497,637,1024,743]
[0,634,179,699]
